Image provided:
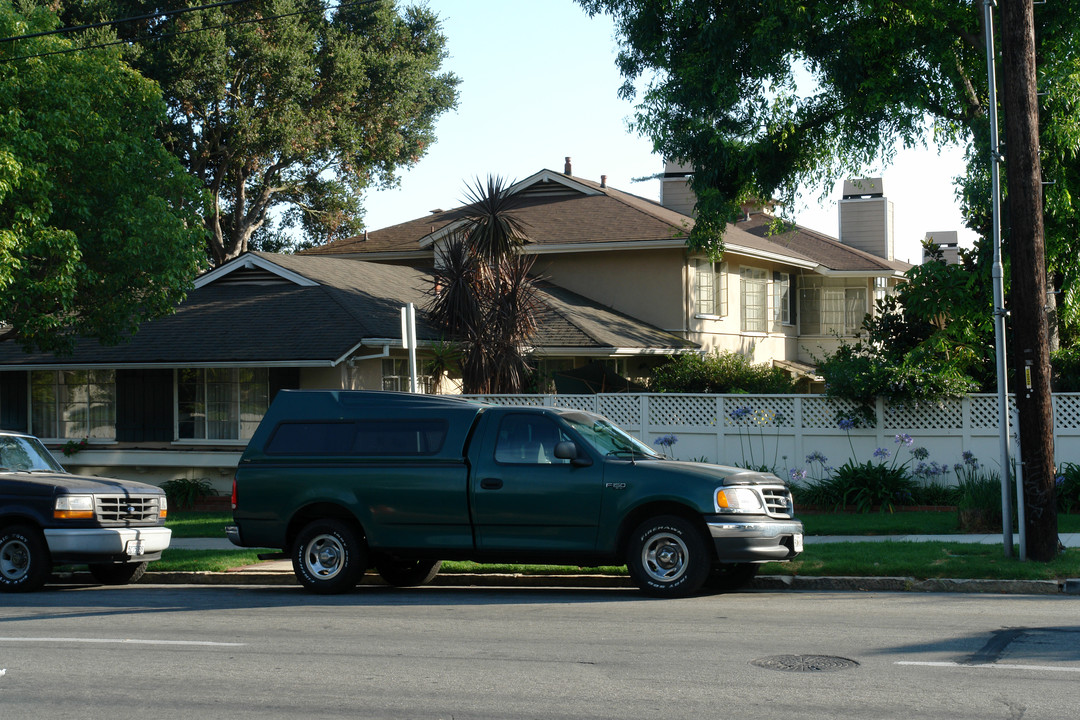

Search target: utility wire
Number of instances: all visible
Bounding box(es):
[1,0,378,63]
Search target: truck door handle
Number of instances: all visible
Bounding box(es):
[480,478,503,490]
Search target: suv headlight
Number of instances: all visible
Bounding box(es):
[715,487,764,513]
[54,494,95,520]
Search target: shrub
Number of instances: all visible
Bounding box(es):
[953,453,1004,531]
[650,351,796,394]
[161,477,218,510]
[1057,463,1080,513]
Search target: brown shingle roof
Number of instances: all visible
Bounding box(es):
[303,170,910,274]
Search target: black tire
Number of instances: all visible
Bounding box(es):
[0,524,52,593]
[375,559,442,587]
[292,519,366,594]
[88,561,149,585]
[702,563,760,593]
[625,515,710,598]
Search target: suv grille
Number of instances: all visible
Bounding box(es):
[94,495,162,523]
[761,487,794,518]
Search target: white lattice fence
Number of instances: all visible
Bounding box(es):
[466,393,1080,467]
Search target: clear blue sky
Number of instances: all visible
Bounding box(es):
[363,0,977,264]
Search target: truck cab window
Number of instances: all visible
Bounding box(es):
[494,415,569,465]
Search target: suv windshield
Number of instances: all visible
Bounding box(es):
[0,434,66,473]
[561,413,662,459]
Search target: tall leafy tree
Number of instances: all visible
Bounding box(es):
[427,177,538,394]
[581,0,1077,560]
[1,3,207,354]
[62,0,460,264]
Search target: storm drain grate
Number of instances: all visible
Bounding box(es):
[750,655,860,672]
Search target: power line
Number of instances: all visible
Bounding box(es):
[1,0,378,64]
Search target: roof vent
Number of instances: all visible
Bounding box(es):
[564,156,572,175]
[600,175,607,188]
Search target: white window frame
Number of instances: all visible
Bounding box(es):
[175,368,269,443]
[798,277,868,336]
[30,370,116,441]
[695,260,728,317]
[774,272,792,325]
[382,358,435,394]
[740,266,768,333]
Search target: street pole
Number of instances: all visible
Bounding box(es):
[982,0,1017,558]
[401,303,419,393]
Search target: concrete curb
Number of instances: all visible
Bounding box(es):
[118,571,1080,595]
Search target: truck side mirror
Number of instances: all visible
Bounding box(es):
[554,441,592,467]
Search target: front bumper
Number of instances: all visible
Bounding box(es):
[705,517,803,563]
[44,526,172,563]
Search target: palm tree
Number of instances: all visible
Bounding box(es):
[427,176,538,393]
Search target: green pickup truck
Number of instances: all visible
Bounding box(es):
[227,390,802,597]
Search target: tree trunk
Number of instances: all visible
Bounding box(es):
[999,0,1058,560]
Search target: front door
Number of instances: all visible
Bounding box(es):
[471,412,603,552]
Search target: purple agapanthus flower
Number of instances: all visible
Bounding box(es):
[873,448,891,461]
[894,433,914,447]
[838,417,856,431]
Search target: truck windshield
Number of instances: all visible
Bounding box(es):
[0,434,66,473]
[562,414,662,459]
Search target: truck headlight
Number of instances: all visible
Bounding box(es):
[715,487,764,513]
[54,494,95,520]
[159,496,168,520]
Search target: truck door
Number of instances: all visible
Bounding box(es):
[471,411,603,551]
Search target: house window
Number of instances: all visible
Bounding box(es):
[30,370,116,440]
[740,266,768,332]
[799,277,868,335]
[774,272,792,325]
[382,359,434,394]
[695,260,727,316]
[177,368,269,441]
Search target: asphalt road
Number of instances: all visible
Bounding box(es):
[1,583,1077,720]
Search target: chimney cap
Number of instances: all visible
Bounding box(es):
[842,178,884,199]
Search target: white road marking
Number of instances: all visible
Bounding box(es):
[897,661,1080,673]
[0,637,245,647]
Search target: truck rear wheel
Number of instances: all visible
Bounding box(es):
[376,559,442,587]
[88,561,149,585]
[626,515,710,598]
[0,524,51,593]
[292,519,366,594]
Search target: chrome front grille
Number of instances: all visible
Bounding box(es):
[94,495,162,523]
[761,487,794,517]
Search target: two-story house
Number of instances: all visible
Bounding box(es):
[0,159,909,487]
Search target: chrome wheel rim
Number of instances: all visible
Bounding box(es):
[641,531,688,583]
[302,533,345,579]
[1,539,31,581]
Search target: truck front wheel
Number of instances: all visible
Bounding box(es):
[626,515,710,598]
[0,525,51,593]
[292,519,366,594]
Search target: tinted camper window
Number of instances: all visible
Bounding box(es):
[267,420,448,456]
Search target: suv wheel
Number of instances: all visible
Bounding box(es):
[0,525,51,593]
